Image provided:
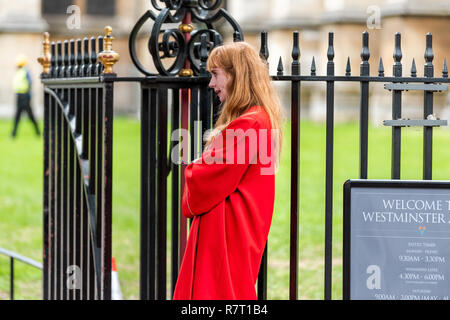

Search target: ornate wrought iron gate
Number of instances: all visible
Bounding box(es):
[38,0,449,300]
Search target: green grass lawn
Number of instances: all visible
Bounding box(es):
[1,117,450,300]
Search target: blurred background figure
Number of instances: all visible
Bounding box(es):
[11,54,40,138]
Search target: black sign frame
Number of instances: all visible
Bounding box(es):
[343,179,450,300]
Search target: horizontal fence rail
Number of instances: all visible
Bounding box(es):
[0,247,43,300]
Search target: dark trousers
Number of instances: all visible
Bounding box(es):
[11,93,40,137]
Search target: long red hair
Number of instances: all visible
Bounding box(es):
[206,42,284,167]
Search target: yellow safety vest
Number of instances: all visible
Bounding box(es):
[13,67,30,94]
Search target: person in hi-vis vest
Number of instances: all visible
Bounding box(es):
[11,54,40,138]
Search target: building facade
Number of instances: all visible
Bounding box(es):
[0,0,448,123]
[228,0,450,123]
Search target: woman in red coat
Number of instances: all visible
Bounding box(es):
[173,41,283,300]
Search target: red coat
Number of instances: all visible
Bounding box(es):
[173,105,276,300]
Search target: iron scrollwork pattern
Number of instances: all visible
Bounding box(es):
[129,0,243,76]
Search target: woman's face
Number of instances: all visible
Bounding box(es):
[209,67,230,102]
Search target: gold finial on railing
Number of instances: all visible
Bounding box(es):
[179,69,194,77]
[178,21,194,77]
[178,23,194,34]
[37,32,51,74]
[98,26,120,74]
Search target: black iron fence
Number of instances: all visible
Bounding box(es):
[269,30,449,299]
[36,0,449,300]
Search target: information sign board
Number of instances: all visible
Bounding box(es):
[344,180,450,300]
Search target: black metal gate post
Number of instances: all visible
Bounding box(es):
[324,32,335,300]
[423,33,434,180]
[391,33,402,179]
[38,26,117,300]
[289,30,300,301]
[359,31,370,180]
